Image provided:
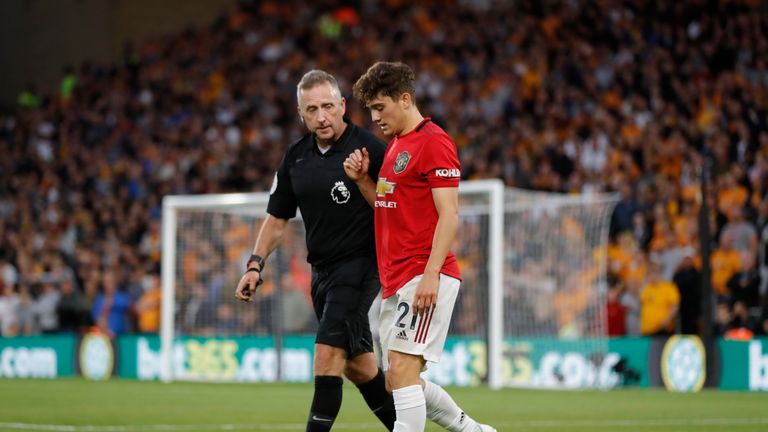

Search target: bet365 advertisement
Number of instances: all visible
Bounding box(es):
[0,335,75,379]
[2,335,767,391]
[117,335,314,382]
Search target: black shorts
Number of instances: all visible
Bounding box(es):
[311,254,379,357]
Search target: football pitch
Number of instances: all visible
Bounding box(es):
[1,379,767,432]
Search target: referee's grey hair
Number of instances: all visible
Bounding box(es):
[296,70,342,103]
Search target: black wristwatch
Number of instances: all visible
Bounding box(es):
[246,254,265,271]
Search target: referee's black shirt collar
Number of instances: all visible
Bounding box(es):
[312,117,354,156]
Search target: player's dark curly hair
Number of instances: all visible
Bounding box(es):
[353,61,416,104]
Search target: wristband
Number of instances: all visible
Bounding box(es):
[247,254,265,271]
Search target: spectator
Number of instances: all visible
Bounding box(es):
[726,252,761,308]
[56,277,92,333]
[180,283,217,334]
[650,229,692,282]
[16,284,37,335]
[724,300,760,339]
[760,297,768,336]
[717,173,748,220]
[710,232,743,296]
[631,212,652,252]
[620,279,641,337]
[606,275,626,336]
[214,303,239,334]
[714,299,733,337]
[91,272,132,336]
[0,0,767,338]
[640,262,680,336]
[0,257,18,288]
[134,275,161,333]
[721,206,758,258]
[673,254,702,335]
[0,281,20,337]
[611,183,639,237]
[34,282,61,333]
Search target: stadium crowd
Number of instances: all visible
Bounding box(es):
[1,0,768,339]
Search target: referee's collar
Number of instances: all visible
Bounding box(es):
[311,117,354,156]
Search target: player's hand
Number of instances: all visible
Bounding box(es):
[235,269,263,302]
[343,148,370,182]
[413,273,439,316]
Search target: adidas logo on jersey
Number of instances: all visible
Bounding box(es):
[396,329,408,341]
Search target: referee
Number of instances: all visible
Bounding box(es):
[235,70,395,432]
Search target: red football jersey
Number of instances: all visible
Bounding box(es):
[374,118,462,298]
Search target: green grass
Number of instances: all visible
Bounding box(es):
[0,379,766,431]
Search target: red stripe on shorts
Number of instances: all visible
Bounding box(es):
[414,312,426,342]
[417,307,436,344]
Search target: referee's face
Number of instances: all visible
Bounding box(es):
[298,82,347,145]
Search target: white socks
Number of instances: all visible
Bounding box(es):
[392,380,484,432]
[393,385,426,432]
[423,380,480,432]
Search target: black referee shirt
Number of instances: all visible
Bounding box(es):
[267,118,386,267]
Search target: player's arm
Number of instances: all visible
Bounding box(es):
[344,148,377,207]
[413,186,459,315]
[235,214,289,301]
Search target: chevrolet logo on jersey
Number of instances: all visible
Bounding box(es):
[376,178,396,197]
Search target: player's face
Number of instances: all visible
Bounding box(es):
[298,82,346,144]
[366,93,407,137]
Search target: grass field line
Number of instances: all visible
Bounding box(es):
[3,417,768,431]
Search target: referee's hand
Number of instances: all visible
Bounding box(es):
[235,269,262,302]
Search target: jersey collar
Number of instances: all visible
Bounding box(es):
[311,117,354,156]
[397,117,432,138]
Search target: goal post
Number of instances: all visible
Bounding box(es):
[159,180,506,384]
[160,193,271,383]
[457,180,505,389]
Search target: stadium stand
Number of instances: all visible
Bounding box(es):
[0,0,767,338]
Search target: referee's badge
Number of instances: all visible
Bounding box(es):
[331,181,351,204]
[393,151,411,174]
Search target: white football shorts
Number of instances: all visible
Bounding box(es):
[379,273,460,370]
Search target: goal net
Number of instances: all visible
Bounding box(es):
[501,189,619,388]
[160,181,617,389]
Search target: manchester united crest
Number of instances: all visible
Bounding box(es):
[393,151,411,174]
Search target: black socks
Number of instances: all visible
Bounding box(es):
[307,370,396,431]
[356,369,396,431]
[307,375,343,432]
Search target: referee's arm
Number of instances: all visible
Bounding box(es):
[235,214,288,301]
[249,214,289,267]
